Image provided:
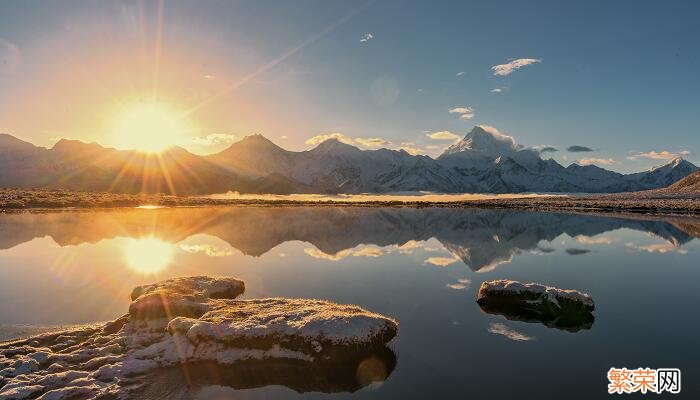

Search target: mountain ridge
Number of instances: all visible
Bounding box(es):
[0,127,696,195]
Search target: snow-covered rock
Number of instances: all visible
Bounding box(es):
[476,279,595,332]
[0,276,398,399]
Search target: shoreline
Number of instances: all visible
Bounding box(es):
[1,188,699,216]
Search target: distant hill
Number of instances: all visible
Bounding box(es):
[0,127,696,195]
[667,170,700,192]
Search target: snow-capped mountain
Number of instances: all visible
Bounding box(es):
[0,127,696,194]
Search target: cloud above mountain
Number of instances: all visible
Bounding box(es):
[190,133,237,147]
[491,58,541,76]
[449,106,475,120]
[627,150,691,160]
[567,145,595,152]
[426,131,461,141]
[578,157,616,166]
[532,145,558,154]
[305,132,391,149]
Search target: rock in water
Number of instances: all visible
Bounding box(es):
[476,279,595,332]
[0,276,398,399]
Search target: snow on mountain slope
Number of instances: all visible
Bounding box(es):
[0,127,696,194]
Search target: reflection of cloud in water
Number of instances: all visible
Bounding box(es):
[488,323,534,341]
[425,256,459,267]
[179,243,233,257]
[576,235,615,245]
[305,241,425,261]
[446,278,471,290]
[625,242,688,254]
[304,247,352,261]
[0,207,696,273]
[565,248,591,255]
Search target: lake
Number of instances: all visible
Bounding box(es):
[0,206,698,398]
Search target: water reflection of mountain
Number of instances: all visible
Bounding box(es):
[0,207,697,271]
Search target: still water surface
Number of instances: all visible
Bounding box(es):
[0,207,698,398]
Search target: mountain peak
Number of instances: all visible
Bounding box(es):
[652,157,695,171]
[440,125,520,158]
[311,138,360,153]
[51,138,106,153]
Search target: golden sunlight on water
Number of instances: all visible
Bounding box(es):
[123,237,176,274]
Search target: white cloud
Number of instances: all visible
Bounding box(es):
[627,150,691,160]
[448,106,475,120]
[488,323,534,341]
[426,131,461,141]
[456,71,466,77]
[578,157,616,166]
[360,33,374,43]
[280,135,288,140]
[490,87,504,93]
[491,58,541,76]
[189,134,237,147]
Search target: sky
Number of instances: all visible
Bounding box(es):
[0,0,698,172]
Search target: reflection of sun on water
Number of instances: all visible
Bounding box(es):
[123,237,175,274]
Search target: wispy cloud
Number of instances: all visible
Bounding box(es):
[456,71,466,77]
[578,157,616,166]
[399,142,425,155]
[491,58,541,76]
[490,87,505,93]
[360,33,374,43]
[426,131,461,141]
[448,106,475,120]
[488,323,534,341]
[532,145,558,154]
[567,145,595,152]
[625,242,688,254]
[190,134,237,147]
[0,38,22,74]
[627,150,691,160]
[354,137,391,148]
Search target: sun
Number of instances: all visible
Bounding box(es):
[123,237,176,274]
[112,101,188,152]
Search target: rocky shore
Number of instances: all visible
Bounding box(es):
[0,276,398,399]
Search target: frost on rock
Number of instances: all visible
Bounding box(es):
[0,276,398,399]
[476,279,595,332]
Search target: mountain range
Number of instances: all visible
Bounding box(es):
[0,126,696,194]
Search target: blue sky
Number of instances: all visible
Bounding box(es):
[0,0,698,172]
